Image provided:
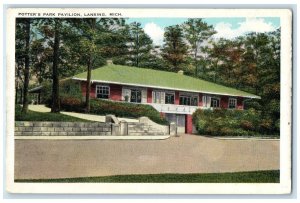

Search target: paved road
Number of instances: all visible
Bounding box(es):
[14,135,279,179]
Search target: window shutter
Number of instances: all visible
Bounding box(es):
[152,91,155,103]
[202,96,206,107]
[141,89,147,103]
[207,96,211,108]
[160,92,165,104]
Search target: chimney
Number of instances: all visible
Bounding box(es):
[107,59,113,65]
[178,70,184,75]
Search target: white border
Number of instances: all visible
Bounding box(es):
[5,8,292,194]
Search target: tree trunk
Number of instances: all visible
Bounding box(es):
[51,19,61,113]
[21,19,31,113]
[85,18,96,113]
[19,88,23,104]
[85,55,92,113]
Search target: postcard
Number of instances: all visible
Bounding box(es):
[5,8,292,194]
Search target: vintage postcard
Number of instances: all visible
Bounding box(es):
[5,8,292,194]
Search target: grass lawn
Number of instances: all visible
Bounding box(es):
[15,105,90,122]
[15,170,279,183]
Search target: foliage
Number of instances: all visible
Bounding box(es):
[183,18,216,76]
[114,22,151,66]
[42,79,82,107]
[60,97,169,125]
[161,25,188,72]
[15,170,279,183]
[15,105,89,122]
[192,108,279,137]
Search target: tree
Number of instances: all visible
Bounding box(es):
[161,25,188,72]
[50,19,61,113]
[183,19,216,76]
[113,22,155,68]
[15,18,32,113]
[72,18,125,112]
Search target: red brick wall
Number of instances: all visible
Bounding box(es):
[186,114,193,134]
[80,81,96,98]
[198,93,203,106]
[147,88,152,103]
[237,97,244,110]
[110,84,122,101]
[175,91,180,105]
[220,96,229,109]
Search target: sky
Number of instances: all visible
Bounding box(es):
[126,17,280,45]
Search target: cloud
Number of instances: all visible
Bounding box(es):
[214,18,276,39]
[144,22,164,45]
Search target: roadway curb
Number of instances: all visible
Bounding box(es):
[212,137,279,141]
[14,135,171,140]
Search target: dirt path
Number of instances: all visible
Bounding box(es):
[14,135,279,179]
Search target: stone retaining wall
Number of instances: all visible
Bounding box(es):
[15,116,177,136]
[15,121,112,136]
[127,122,165,136]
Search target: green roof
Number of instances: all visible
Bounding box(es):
[73,64,260,99]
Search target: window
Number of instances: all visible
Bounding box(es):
[228,98,237,109]
[211,97,220,108]
[153,91,162,103]
[165,92,175,104]
[191,96,198,106]
[96,85,110,99]
[130,89,142,103]
[179,95,198,106]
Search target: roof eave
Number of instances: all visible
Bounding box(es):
[72,77,261,99]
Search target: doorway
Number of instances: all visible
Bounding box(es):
[165,113,186,134]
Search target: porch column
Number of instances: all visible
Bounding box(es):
[186,114,193,134]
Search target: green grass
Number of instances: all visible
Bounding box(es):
[15,105,90,122]
[73,64,260,99]
[15,170,279,183]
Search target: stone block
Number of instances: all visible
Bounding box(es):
[169,122,177,136]
[50,132,59,136]
[94,127,103,131]
[40,122,53,127]
[103,127,111,132]
[58,132,68,136]
[52,122,62,127]
[32,127,42,131]
[23,122,34,127]
[41,132,51,136]
[47,127,55,132]
[21,127,33,132]
[14,132,21,136]
[99,132,106,136]
[32,122,43,127]
[60,123,70,127]
[15,122,24,127]
[54,127,65,132]
[74,123,85,128]
[67,132,76,136]
[31,132,42,136]
[72,127,81,132]
[63,127,73,131]
[80,128,88,132]
[21,132,33,136]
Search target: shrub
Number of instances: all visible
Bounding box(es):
[60,97,169,125]
[259,118,273,133]
[240,120,255,131]
[192,108,277,137]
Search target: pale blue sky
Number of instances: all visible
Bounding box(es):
[127,17,280,30]
[126,17,280,45]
